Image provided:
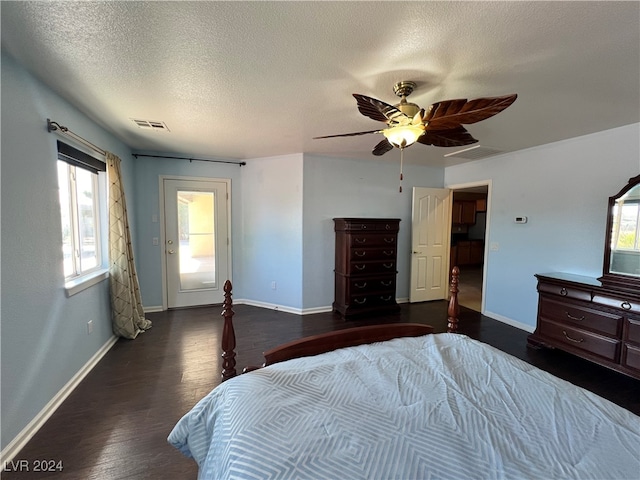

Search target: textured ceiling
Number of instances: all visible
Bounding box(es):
[1,1,639,167]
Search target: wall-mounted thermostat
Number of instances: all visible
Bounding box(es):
[514,216,528,224]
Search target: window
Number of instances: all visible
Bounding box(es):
[56,141,107,283]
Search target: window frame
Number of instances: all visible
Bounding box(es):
[56,141,108,295]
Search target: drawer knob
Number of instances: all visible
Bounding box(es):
[562,330,584,344]
[565,312,585,322]
[355,282,367,289]
[560,287,568,296]
[621,301,632,310]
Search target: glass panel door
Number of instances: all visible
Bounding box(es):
[177,190,216,291]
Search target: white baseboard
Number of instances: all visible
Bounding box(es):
[143,305,164,313]
[0,335,119,466]
[234,299,335,316]
[483,310,536,333]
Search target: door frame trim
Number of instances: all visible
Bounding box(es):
[445,179,492,314]
[159,175,232,310]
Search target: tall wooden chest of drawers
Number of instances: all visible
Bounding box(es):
[333,218,401,317]
[528,272,640,380]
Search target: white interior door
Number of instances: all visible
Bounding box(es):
[410,187,451,302]
[163,178,230,308]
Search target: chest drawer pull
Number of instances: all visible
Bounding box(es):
[562,330,584,343]
[354,251,366,257]
[380,280,392,287]
[354,298,367,305]
[380,295,392,301]
[383,263,393,269]
[560,287,568,296]
[621,301,632,310]
[383,250,394,256]
[355,264,366,270]
[565,312,585,322]
[383,238,395,244]
[354,238,366,244]
[354,282,367,289]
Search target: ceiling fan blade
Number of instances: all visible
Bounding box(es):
[417,126,478,147]
[313,129,381,139]
[372,139,394,156]
[353,94,408,124]
[424,94,517,130]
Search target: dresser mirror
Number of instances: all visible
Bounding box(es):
[599,174,640,292]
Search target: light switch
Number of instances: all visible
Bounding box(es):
[152,237,159,246]
[152,214,158,223]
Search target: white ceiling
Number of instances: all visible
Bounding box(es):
[2,1,639,167]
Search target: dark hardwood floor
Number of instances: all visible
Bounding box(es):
[3,301,639,479]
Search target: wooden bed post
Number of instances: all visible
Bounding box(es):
[447,266,460,333]
[221,280,237,382]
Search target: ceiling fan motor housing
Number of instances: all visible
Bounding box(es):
[393,81,421,119]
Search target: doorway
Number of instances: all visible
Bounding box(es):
[161,177,231,309]
[449,183,489,312]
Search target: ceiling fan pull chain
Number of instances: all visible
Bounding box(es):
[399,147,404,193]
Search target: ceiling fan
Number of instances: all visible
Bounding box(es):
[314,81,517,157]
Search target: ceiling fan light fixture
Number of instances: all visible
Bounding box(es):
[383,124,425,149]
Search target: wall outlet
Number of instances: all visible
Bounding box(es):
[271,281,277,290]
[87,320,94,335]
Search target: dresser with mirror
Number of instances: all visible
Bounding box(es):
[528,174,640,380]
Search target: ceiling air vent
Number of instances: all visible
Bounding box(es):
[444,145,504,160]
[131,119,170,132]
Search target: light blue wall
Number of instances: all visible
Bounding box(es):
[130,153,244,308]
[445,123,640,329]
[0,52,135,451]
[302,155,445,309]
[239,154,304,308]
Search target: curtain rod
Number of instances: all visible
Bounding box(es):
[132,153,246,166]
[47,119,246,167]
[47,118,106,156]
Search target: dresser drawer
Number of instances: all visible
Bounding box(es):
[349,247,396,261]
[592,294,640,314]
[335,220,399,232]
[350,260,396,275]
[538,296,622,337]
[625,317,640,344]
[622,343,640,372]
[348,276,395,295]
[350,234,397,247]
[349,293,397,308]
[538,320,620,362]
[537,282,591,302]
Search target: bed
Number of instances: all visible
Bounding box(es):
[168,271,640,479]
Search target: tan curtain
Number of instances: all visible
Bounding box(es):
[107,152,152,339]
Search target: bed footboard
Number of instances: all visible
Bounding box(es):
[221,266,461,381]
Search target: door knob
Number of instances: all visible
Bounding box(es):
[167,240,174,245]
[413,251,421,254]
[168,249,176,254]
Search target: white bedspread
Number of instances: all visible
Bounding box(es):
[168,333,640,479]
